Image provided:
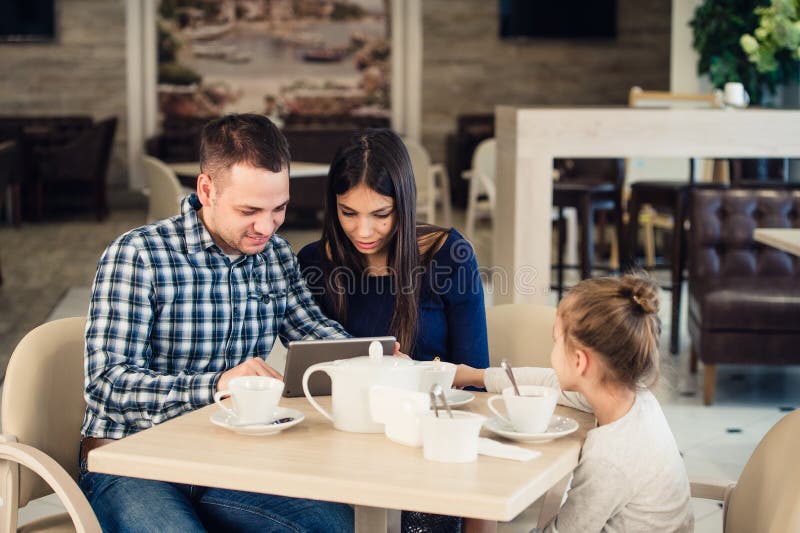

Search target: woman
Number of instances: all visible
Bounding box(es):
[297,128,489,367]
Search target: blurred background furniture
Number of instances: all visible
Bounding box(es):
[32,117,117,221]
[624,87,724,354]
[462,137,496,237]
[0,140,23,229]
[0,116,95,221]
[403,138,451,226]
[144,116,208,163]
[0,317,101,532]
[142,155,188,222]
[552,158,625,297]
[690,408,800,531]
[688,187,800,404]
[446,114,494,207]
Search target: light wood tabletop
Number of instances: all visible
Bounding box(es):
[754,228,800,257]
[89,393,595,530]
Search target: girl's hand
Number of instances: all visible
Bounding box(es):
[453,364,485,389]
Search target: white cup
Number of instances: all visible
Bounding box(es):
[421,411,486,463]
[369,385,430,447]
[417,361,456,393]
[213,376,284,425]
[487,385,558,434]
[723,82,750,108]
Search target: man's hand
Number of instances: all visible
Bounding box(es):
[217,358,283,392]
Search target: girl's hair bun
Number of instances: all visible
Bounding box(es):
[619,272,659,315]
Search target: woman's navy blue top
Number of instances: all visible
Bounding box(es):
[297,229,489,368]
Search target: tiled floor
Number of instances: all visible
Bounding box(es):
[5,211,798,531]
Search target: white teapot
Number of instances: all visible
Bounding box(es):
[303,341,423,433]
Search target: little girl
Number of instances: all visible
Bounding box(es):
[456,273,693,532]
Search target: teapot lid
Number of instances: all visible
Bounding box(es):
[332,340,414,368]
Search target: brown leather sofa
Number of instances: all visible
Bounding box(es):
[688,186,800,404]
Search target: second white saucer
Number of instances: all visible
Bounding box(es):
[484,415,579,443]
[434,389,475,409]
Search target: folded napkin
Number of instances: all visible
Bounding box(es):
[477,438,541,462]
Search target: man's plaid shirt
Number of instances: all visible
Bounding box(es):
[82,195,347,439]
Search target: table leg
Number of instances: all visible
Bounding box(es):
[355,506,401,533]
[536,473,571,529]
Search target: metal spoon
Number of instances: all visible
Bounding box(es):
[431,384,453,418]
[501,359,521,396]
[429,389,440,418]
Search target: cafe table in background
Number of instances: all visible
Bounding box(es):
[169,161,330,216]
[89,393,595,532]
[753,228,800,257]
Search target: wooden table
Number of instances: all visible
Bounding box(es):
[89,393,594,531]
[754,228,800,257]
[169,161,330,217]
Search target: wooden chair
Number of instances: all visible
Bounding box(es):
[0,317,101,532]
[33,117,117,221]
[552,158,625,297]
[625,87,723,354]
[691,408,800,531]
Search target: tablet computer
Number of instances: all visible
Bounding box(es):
[282,337,396,397]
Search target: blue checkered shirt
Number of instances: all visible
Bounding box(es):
[82,195,347,439]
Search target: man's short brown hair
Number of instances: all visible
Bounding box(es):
[199,114,290,179]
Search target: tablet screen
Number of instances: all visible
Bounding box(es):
[283,337,396,397]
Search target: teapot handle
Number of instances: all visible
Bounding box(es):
[302,363,334,423]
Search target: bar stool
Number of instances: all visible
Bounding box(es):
[626,180,690,354]
[552,159,625,298]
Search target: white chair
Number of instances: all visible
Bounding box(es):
[486,303,556,369]
[0,317,102,532]
[462,138,496,238]
[403,138,451,226]
[487,303,567,532]
[463,139,578,267]
[142,155,190,223]
[690,408,800,532]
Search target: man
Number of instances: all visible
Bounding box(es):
[79,114,353,532]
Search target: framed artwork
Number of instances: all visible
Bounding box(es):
[156,0,391,128]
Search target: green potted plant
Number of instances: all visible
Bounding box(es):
[690,0,784,103]
[740,0,800,78]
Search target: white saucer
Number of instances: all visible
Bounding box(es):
[434,389,475,409]
[484,415,579,443]
[210,407,304,436]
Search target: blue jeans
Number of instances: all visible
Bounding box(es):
[79,467,353,533]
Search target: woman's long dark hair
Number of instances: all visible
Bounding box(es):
[320,129,446,354]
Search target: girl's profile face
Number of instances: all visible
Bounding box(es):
[551,315,578,390]
[336,183,396,261]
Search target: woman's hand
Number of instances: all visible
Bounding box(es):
[392,342,411,359]
[453,364,485,389]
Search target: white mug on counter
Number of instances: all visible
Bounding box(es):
[213,376,284,425]
[723,82,750,108]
